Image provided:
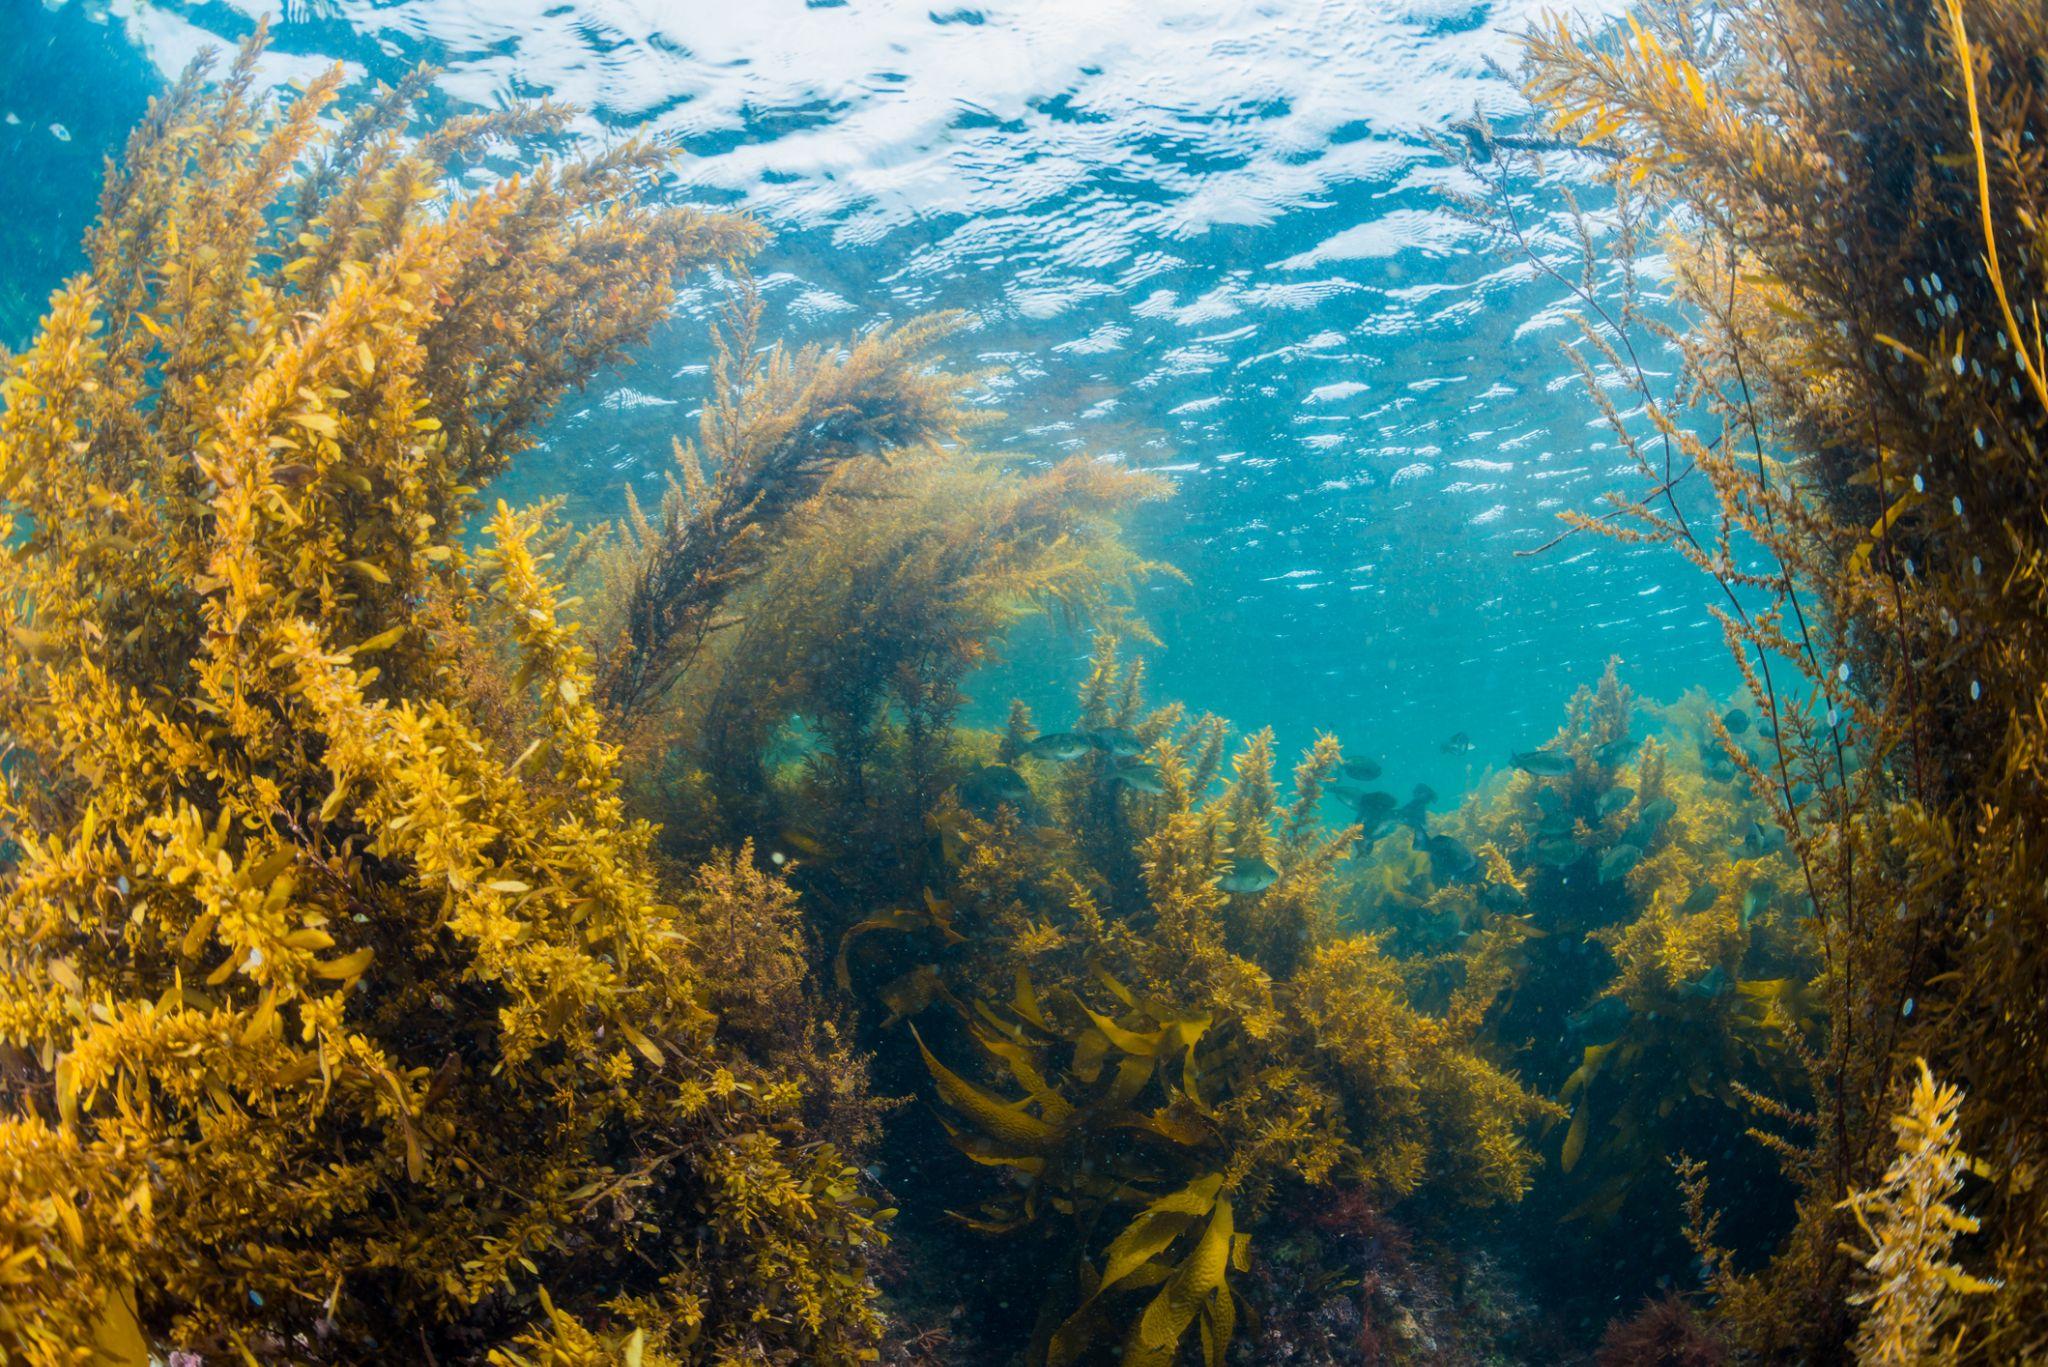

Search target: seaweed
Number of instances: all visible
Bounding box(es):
[838,641,1556,1364]
[0,31,941,1364]
[1486,0,2048,1353]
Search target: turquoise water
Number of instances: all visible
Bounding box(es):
[0,0,1736,798]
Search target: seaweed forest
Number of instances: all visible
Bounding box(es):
[2,0,2047,1361]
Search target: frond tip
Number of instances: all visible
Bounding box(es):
[1838,1059,1998,1365]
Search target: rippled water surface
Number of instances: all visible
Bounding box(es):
[1,0,1733,783]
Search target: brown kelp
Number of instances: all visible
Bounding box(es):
[839,638,1556,1364]
[1346,662,1821,1318]
[1456,0,2048,1355]
[0,33,950,1364]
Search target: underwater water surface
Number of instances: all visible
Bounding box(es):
[0,0,1736,795]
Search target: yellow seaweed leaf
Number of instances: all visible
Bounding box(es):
[913,1024,1059,1151]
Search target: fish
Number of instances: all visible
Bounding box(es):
[1596,787,1636,817]
[1349,790,1400,832]
[1441,731,1476,754]
[1738,818,1784,857]
[1512,749,1577,777]
[1219,856,1279,894]
[1113,762,1165,796]
[1740,881,1774,930]
[1024,732,1094,762]
[1398,784,1437,833]
[1340,757,1383,782]
[1534,786,1566,816]
[1568,995,1631,1044]
[956,764,1036,821]
[1478,881,1526,913]
[1678,883,1720,914]
[1425,834,1479,881]
[1597,843,1641,883]
[1592,736,1638,768]
[1089,727,1142,758]
[1682,965,1733,1000]
[1633,797,1677,835]
[1533,836,1580,868]
[1536,810,1577,837]
[1721,707,1751,735]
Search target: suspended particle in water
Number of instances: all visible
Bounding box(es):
[1953,495,1965,516]
[1971,679,1982,701]
[1913,473,1925,493]
[49,123,70,142]
[1902,997,1915,1018]
[1837,661,1850,683]
[770,850,787,866]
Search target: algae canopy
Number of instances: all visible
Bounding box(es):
[2,0,2046,1362]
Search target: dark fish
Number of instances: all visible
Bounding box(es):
[1721,707,1751,735]
[1597,843,1641,884]
[1683,965,1733,1000]
[956,764,1035,821]
[1089,727,1142,758]
[1398,784,1437,833]
[1114,762,1165,796]
[1024,731,1093,762]
[1340,757,1382,782]
[1592,736,1638,768]
[1440,731,1477,755]
[1596,787,1636,817]
[1479,881,1525,913]
[1512,749,1576,777]
[1568,995,1631,1044]
[1740,881,1774,929]
[1219,856,1279,894]
[1635,797,1677,832]
[1679,883,1720,914]
[1537,810,1576,838]
[1425,834,1479,881]
[1351,790,1400,832]
[1738,818,1784,858]
[1534,836,1580,868]
[1534,786,1566,816]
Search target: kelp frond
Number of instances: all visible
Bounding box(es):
[1840,1060,1997,1365]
